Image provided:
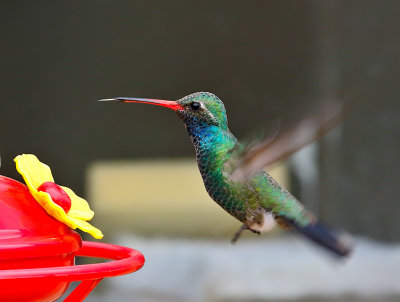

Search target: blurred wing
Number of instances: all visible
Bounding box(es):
[229,99,344,182]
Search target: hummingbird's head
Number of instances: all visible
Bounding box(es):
[175,92,228,130]
[99,92,228,130]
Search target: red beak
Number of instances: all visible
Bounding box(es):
[99,97,183,111]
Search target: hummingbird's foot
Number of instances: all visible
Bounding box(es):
[231,224,247,244]
[231,224,260,244]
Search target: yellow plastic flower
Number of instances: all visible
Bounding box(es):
[14,154,103,239]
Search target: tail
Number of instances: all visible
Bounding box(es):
[285,218,353,257]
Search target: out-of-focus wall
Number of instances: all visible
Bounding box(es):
[0,1,318,191]
[315,2,400,242]
[1,1,399,241]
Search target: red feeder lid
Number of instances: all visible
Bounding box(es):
[0,176,81,259]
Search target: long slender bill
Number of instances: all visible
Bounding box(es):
[98,97,182,111]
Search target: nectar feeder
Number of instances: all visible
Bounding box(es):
[0,168,144,301]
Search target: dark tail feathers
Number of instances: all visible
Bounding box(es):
[286,219,353,257]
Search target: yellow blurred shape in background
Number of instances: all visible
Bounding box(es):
[87,159,288,238]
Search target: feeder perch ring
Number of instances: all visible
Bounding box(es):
[0,241,145,301]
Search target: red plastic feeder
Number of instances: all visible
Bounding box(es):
[0,176,145,301]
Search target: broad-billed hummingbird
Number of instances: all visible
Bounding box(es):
[100,92,352,257]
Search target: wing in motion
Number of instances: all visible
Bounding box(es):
[229,98,344,182]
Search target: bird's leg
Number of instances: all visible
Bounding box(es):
[231,224,261,244]
[231,225,247,244]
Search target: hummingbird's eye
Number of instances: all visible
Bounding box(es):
[190,102,200,111]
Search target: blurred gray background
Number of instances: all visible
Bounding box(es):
[1,1,400,301]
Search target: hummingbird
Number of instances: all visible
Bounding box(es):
[100,92,352,257]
